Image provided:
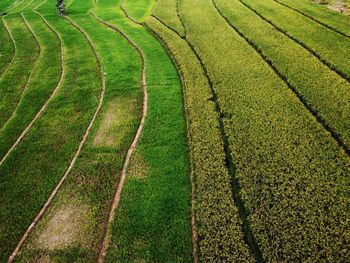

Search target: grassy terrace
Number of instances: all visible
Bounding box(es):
[149,0,350,261]
[0,0,192,262]
[0,11,61,164]
[276,0,350,37]
[214,0,350,158]
[0,18,15,76]
[0,4,101,260]
[147,0,253,260]
[0,14,39,129]
[0,0,349,262]
[94,0,192,261]
[16,0,142,261]
[240,0,350,80]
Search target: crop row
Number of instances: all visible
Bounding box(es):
[93,0,193,261]
[0,11,101,261]
[0,18,15,76]
[241,0,350,80]
[0,14,39,129]
[274,0,350,38]
[148,2,255,261]
[214,0,350,156]
[0,11,62,166]
[15,6,143,260]
[177,0,350,261]
[151,0,185,37]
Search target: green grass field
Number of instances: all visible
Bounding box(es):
[0,0,349,262]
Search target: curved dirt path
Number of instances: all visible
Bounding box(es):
[7,13,106,263]
[91,13,148,263]
[0,11,62,168]
[0,17,16,80]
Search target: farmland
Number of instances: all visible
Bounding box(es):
[0,0,349,262]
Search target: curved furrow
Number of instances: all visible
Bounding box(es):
[239,0,350,84]
[0,14,40,129]
[212,0,350,158]
[7,13,106,263]
[0,11,64,168]
[91,13,148,263]
[152,10,264,262]
[273,0,350,38]
[0,17,16,79]
[5,12,43,123]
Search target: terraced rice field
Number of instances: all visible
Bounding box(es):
[0,0,349,262]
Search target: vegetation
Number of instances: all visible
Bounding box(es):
[0,8,101,261]
[277,0,350,35]
[0,18,15,76]
[0,14,39,129]
[0,0,349,262]
[241,0,350,79]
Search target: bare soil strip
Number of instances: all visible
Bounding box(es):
[91,13,148,263]
[273,0,350,38]
[213,0,350,158]
[0,17,16,79]
[7,14,106,263]
[0,11,62,168]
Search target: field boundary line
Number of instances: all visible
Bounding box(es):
[273,0,350,38]
[212,0,350,157]
[239,0,350,83]
[120,1,142,25]
[7,13,106,263]
[143,20,199,263]
[91,13,148,263]
[0,12,45,167]
[20,0,34,12]
[151,12,264,262]
[2,12,43,125]
[0,17,16,80]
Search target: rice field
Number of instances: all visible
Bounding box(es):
[0,0,349,262]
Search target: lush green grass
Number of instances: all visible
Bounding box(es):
[94,0,193,261]
[146,12,254,263]
[16,9,142,262]
[123,0,155,22]
[0,11,61,161]
[0,18,15,76]
[168,0,349,261]
[0,14,39,129]
[277,0,350,35]
[0,9,101,261]
[0,0,16,13]
[241,0,350,79]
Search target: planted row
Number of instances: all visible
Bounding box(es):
[146,13,255,261]
[241,0,350,80]
[0,14,39,129]
[16,8,142,261]
[177,0,350,261]
[0,13,101,261]
[0,18,15,76]
[275,0,350,37]
[151,0,185,37]
[94,0,193,261]
[0,11,62,163]
[214,0,350,158]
